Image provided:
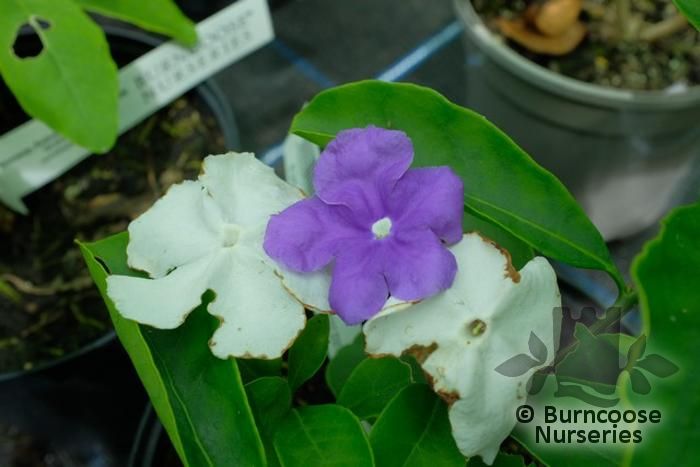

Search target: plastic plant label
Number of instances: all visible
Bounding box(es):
[0,0,274,214]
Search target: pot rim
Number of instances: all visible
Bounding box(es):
[454,0,700,110]
[0,24,238,382]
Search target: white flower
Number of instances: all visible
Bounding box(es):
[363,233,561,464]
[106,152,329,360]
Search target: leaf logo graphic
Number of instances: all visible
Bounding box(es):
[494,332,548,377]
[624,334,679,395]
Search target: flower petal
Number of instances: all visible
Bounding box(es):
[127,181,222,278]
[313,127,413,217]
[330,239,389,325]
[363,233,561,463]
[328,315,361,358]
[264,197,360,272]
[106,253,217,328]
[279,267,333,313]
[207,248,306,359]
[200,152,303,228]
[383,229,458,301]
[241,223,333,313]
[389,167,464,244]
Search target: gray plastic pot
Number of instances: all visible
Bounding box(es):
[454,0,700,240]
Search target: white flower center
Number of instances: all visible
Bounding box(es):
[221,224,241,248]
[371,217,393,239]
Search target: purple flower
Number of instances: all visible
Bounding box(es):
[264,126,464,324]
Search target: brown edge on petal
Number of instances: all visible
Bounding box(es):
[404,342,438,365]
[380,299,421,313]
[437,389,460,406]
[423,371,460,407]
[205,282,309,360]
[363,338,435,362]
[365,338,461,407]
[471,232,521,283]
[274,269,336,315]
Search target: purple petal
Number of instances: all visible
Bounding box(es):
[313,127,413,219]
[329,239,389,324]
[389,167,464,245]
[264,197,360,272]
[383,229,458,301]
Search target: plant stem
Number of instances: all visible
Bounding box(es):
[617,0,632,40]
[640,14,688,42]
[589,287,638,334]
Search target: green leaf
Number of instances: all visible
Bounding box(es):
[626,202,700,465]
[337,357,412,420]
[0,0,118,152]
[401,354,428,385]
[468,452,526,466]
[326,333,367,397]
[287,314,329,392]
[246,377,292,467]
[76,0,197,46]
[79,233,265,466]
[675,0,700,31]
[239,358,283,384]
[273,405,374,467]
[291,81,623,290]
[369,384,464,467]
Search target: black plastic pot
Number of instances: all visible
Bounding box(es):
[0,25,238,383]
[0,24,239,466]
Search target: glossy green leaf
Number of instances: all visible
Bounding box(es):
[0,0,118,152]
[274,405,374,467]
[675,0,700,31]
[370,384,464,467]
[291,81,623,290]
[76,0,197,46]
[326,333,367,397]
[80,233,265,467]
[287,314,329,392]
[239,358,283,384]
[401,354,428,385]
[337,357,412,420]
[468,452,526,466]
[626,202,700,466]
[246,377,292,467]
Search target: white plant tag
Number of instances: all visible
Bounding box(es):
[0,0,274,214]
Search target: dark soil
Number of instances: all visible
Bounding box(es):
[472,0,700,90]
[0,95,226,375]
